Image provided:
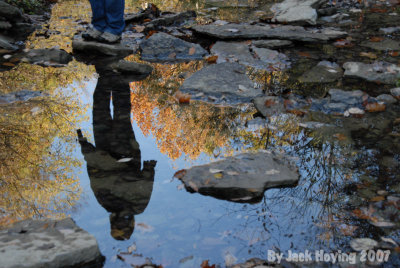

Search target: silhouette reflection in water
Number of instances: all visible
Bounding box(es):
[78,71,156,240]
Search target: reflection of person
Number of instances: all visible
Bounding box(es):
[82,0,125,43]
[77,73,156,240]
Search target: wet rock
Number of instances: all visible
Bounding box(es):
[361,39,400,51]
[380,26,400,34]
[177,150,299,203]
[72,39,134,57]
[139,32,208,62]
[0,1,22,21]
[298,61,343,83]
[0,90,46,104]
[180,62,261,104]
[210,41,289,70]
[343,61,400,85]
[253,96,285,117]
[192,23,347,42]
[350,238,378,252]
[22,48,73,67]
[377,94,397,104]
[391,87,400,100]
[271,0,325,25]
[252,39,293,49]
[317,7,337,16]
[0,35,17,50]
[110,60,153,75]
[206,0,258,8]
[0,21,11,30]
[0,218,104,268]
[344,107,365,117]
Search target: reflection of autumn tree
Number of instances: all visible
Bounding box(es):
[0,62,95,226]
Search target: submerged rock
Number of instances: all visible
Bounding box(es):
[252,39,293,49]
[180,62,261,104]
[192,23,346,42]
[298,61,343,83]
[177,150,299,203]
[361,39,400,51]
[139,32,208,62]
[271,0,324,25]
[0,90,46,105]
[343,61,400,85]
[0,218,104,268]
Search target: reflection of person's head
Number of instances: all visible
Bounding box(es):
[110,212,135,240]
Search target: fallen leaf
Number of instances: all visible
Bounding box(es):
[366,102,386,112]
[370,36,384,42]
[297,51,312,58]
[146,30,157,39]
[370,196,385,202]
[206,55,218,64]
[188,47,196,55]
[214,173,223,179]
[389,51,399,57]
[174,90,191,104]
[133,25,145,32]
[2,62,15,67]
[360,52,377,59]
[264,99,277,107]
[174,169,187,179]
[370,7,387,13]
[143,18,152,23]
[287,109,306,116]
[334,39,354,48]
[333,133,347,141]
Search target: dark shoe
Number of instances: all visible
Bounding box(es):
[98,32,121,44]
[82,27,103,41]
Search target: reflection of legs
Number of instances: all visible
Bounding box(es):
[89,0,107,32]
[104,0,125,35]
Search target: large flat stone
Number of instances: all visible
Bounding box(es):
[343,61,400,85]
[0,218,104,268]
[271,0,324,25]
[180,62,262,104]
[298,61,343,83]
[177,150,299,203]
[139,32,208,62]
[192,23,346,42]
[252,39,293,49]
[72,39,134,57]
[360,39,400,51]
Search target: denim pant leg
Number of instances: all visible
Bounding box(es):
[89,0,107,32]
[104,0,125,35]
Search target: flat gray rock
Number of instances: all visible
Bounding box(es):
[205,0,258,8]
[177,150,299,203]
[21,48,73,67]
[180,62,261,104]
[252,39,293,49]
[72,39,134,57]
[140,32,208,62]
[192,23,346,42]
[0,218,104,268]
[271,0,324,25]
[343,61,400,85]
[211,41,289,70]
[298,61,343,83]
[361,39,400,51]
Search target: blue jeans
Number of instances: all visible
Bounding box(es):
[89,0,125,35]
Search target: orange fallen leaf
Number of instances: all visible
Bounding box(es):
[389,51,399,57]
[333,133,347,141]
[2,62,15,67]
[188,47,196,55]
[370,7,387,13]
[264,99,277,107]
[360,52,377,59]
[174,90,191,104]
[174,169,187,179]
[146,30,157,39]
[370,36,384,42]
[143,18,152,23]
[366,102,386,112]
[334,39,354,48]
[371,196,385,202]
[201,260,216,268]
[287,109,306,116]
[205,55,218,64]
[297,51,311,58]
